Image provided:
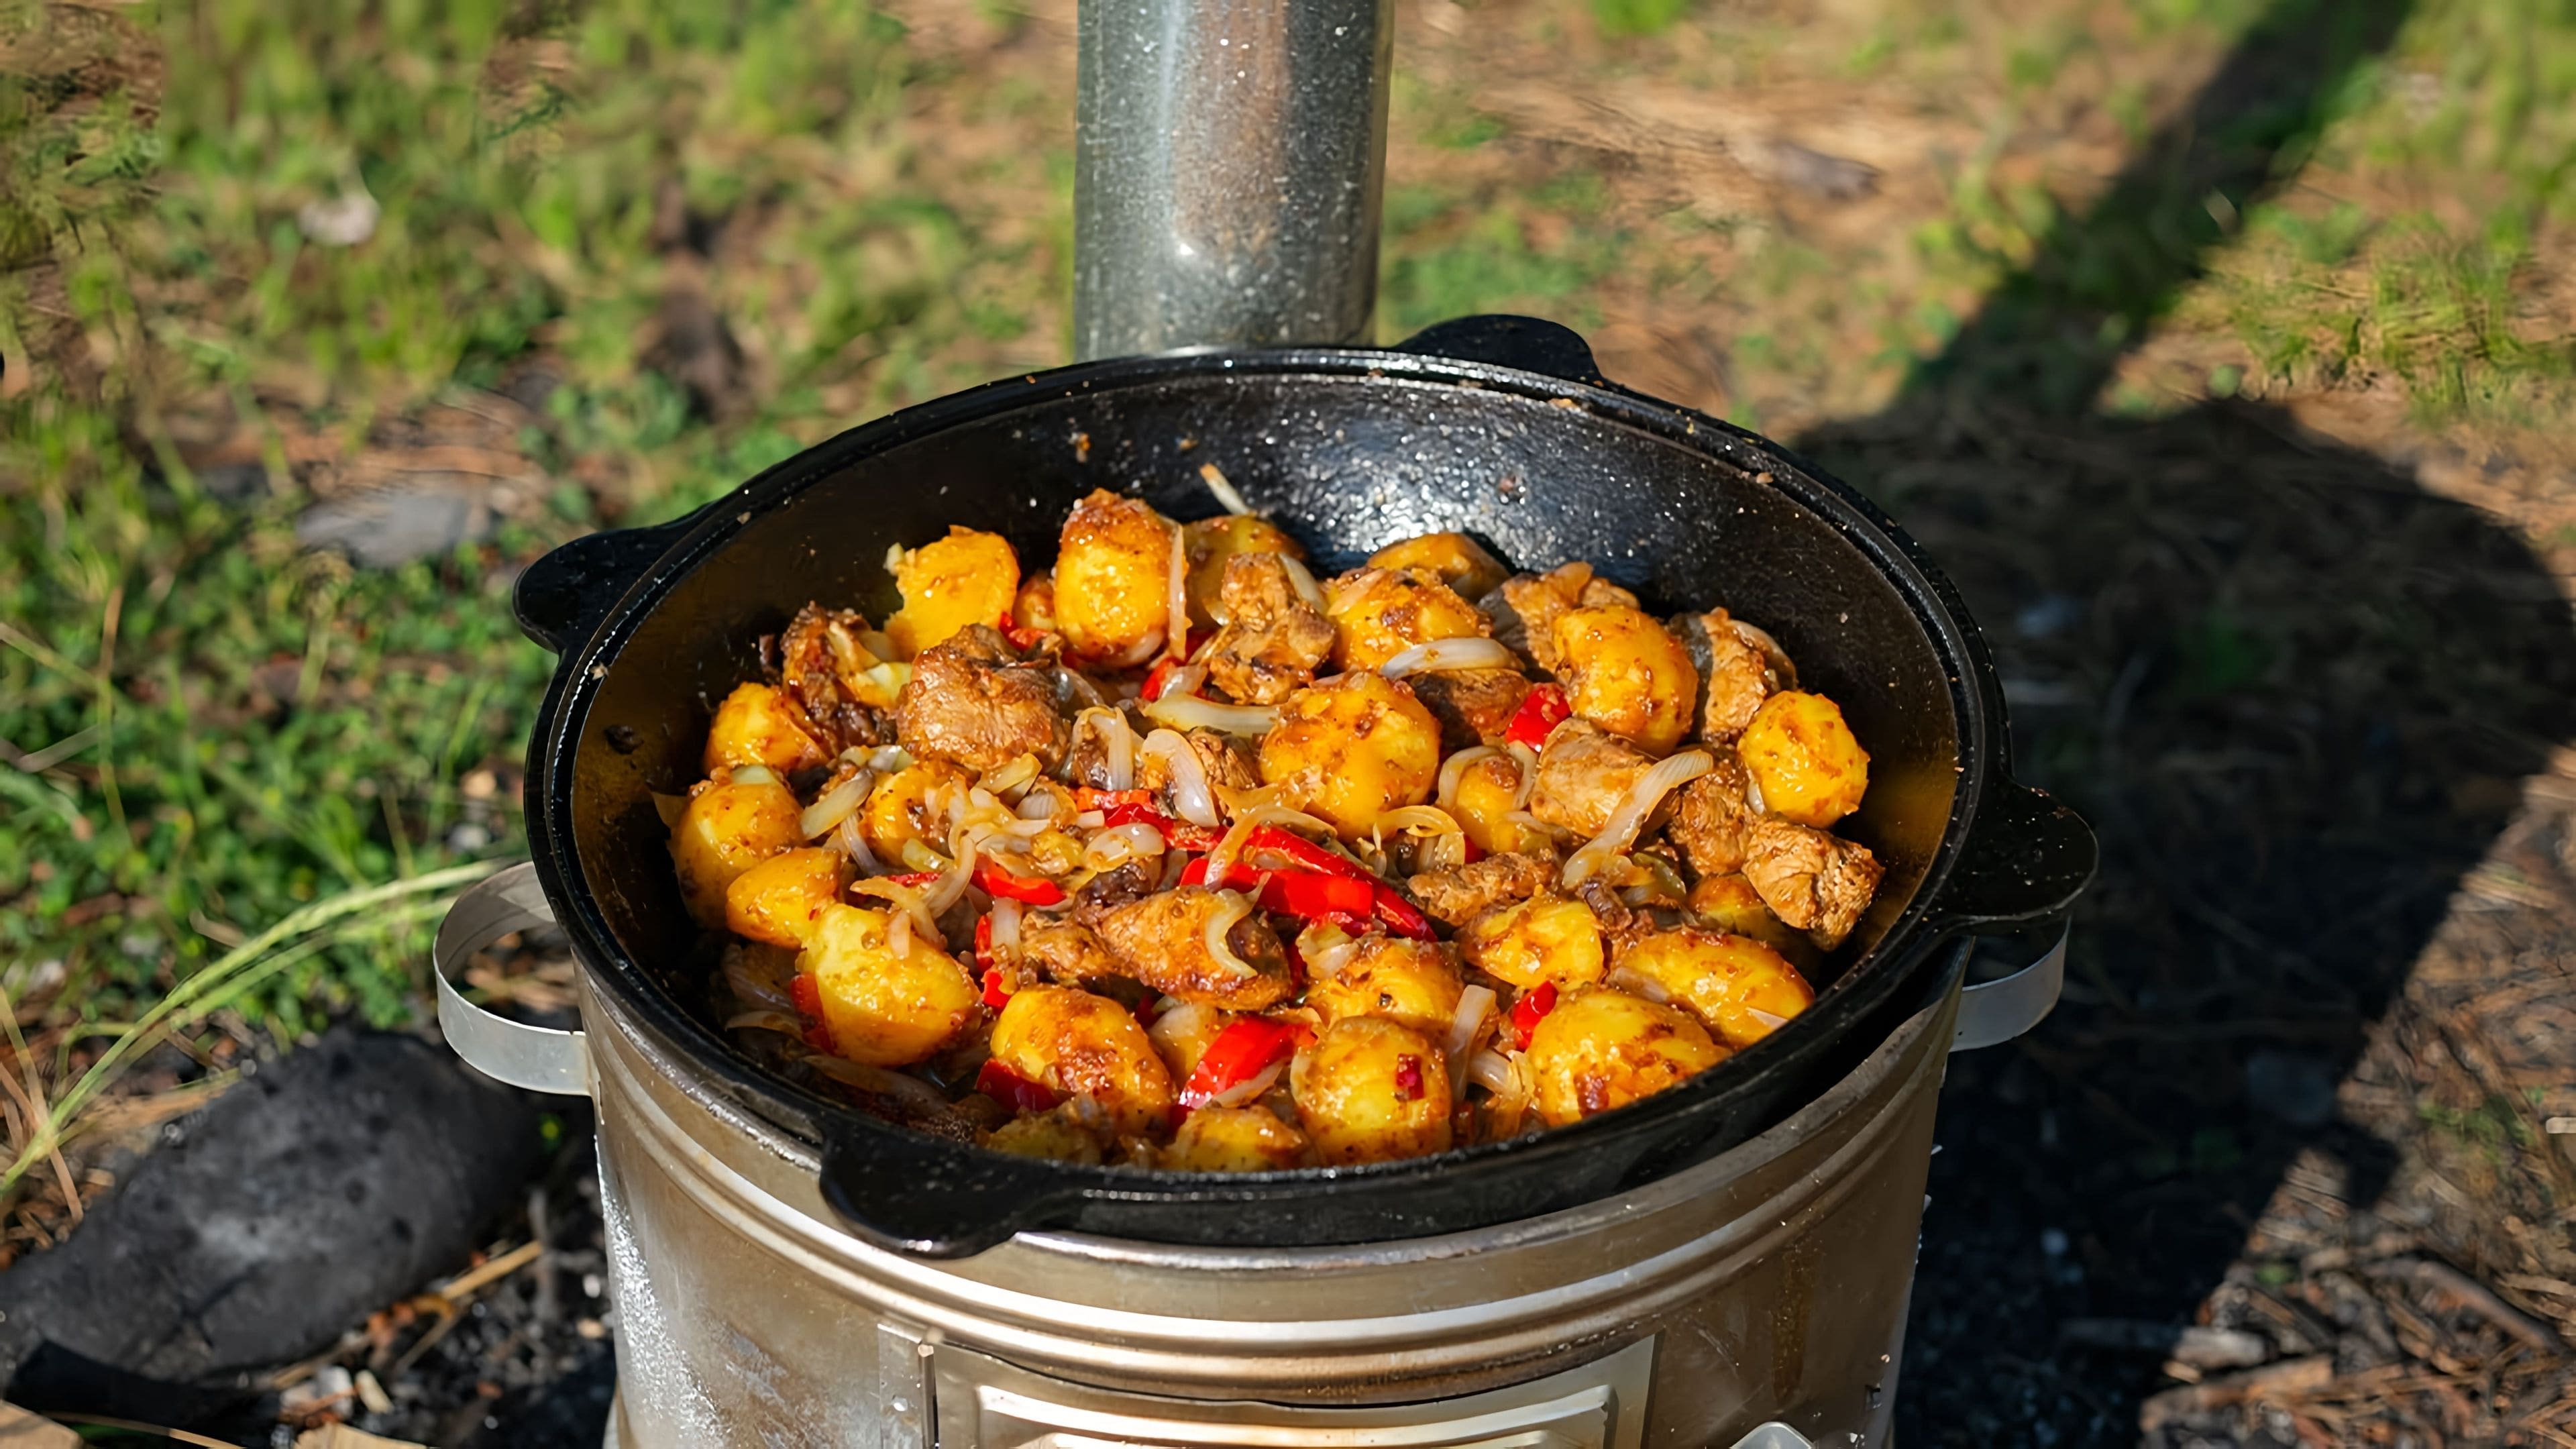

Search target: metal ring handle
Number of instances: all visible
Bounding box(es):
[1949,922,2068,1053]
[433,861,591,1095]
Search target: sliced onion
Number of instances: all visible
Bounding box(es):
[800,769,875,840]
[866,745,914,773]
[1071,706,1136,791]
[888,909,914,957]
[1278,553,1328,615]
[1374,804,1464,839]
[1073,810,1108,829]
[1083,821,1169,871]
[1018,791,1061,821]
[979,755,1042,799]
[1203,804,1338,884]
[922,852,976,916]
[1208,1059,1284,1109]
[1054,665,1109,710]
[1747,1006,1792,1032]
[801,1055,955,1115]
[987,897,1023,953]
[857,629,897,664]
[726,1010,808,1036]
[1607,966,1674,1005]
[1201,890,1260,978]
[1436,747,1501,813]
[1140,729,1220,828]
[833,813,885,873]
[1198,461,1253,517]
[723,953,798,1013]
[1561,750,1715,890]
[1505,742,1541,808]
[854,876,944,950]
[729,764,779,788]
[1295,920,1362,979]
[1150,1001,1218,1067]
[1092,630,1166,671]
[1161,662,1210,700]
[1744,773,1767,816]
[860,661,910,704]
[1446,985,1497,1063]
[652,791,690,828]
[1141,694,1279,736]
[1165,524,1189,662]
[1379,636,1519,680]
[1465,1049,1518,1095]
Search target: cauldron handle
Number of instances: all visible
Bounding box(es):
[1927,776,2096,1051]
[815,1121,1089,1259]
[1395,315,1607,387]
[513,511,706,655]
[431,862,592,1095]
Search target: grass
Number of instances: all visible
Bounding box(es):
[0,0,2569,1187]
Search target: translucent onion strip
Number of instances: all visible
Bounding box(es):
[1374,804,1464,839]
[1295,920,1362,979]
[729,765,779,787]
[1208,1060,1284,1108]
[853,877,943,951]
[1436,747,1501,813]
[1505,743,1541,809]
[799,769,875,840]
[1278,553,1328,615]
[1202,890,1261,977]
[979,754,1041,799]
[1203,804,1340,884]
[723,953,798,1014]
[1378,636,1519,680]
[1607,966,1673,1006]
[1141,694,1279,736]
[1446,985,1497,1064]
[1072,707,1136,791]
[1083,822,1169,871]
[987,896,1022,952]
[1198,461,1253,517]
[833,814,885,874]
[1560,749,1715,890]
[1465,1049,1519,1096]
[1165,524,1190,662]
[1139,729,1220,828]
[652,792,690,828]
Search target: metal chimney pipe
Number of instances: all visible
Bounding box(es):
[1072,0,1393,360]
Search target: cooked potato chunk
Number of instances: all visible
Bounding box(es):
[1258,671,1444,840]
[1524,987,1725,1127]
[888,526,1021,659]
[1367,531,1509,600]
[1322,566,1490,672]
[798,904,979,1067]
[1611,926,1815,1049]
[1684,873,1811,959]
[703,682,827,775]
[1551,605,1700,756]
[1291,1017,1452,1164]
[1456,893,1606,990]
[723,847,851,947]
[1737,690,1870,828]
[1185,514,1303,629]
[1305,936,1465,1037]
[672,774,804,927]
[1055,489,1176,666]
[1165,1104,1309,1172]
[986,1108,1107,1165]
[1450,753,1556,857]
[859,757,975,865]
[989,985,1177,1134]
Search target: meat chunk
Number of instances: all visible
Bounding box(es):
[1406,851,1557,928]
[1740,816,1884,950]
[1481,562,1639,674]
[893,625,1070,771]
[1672,608,1796,744]
[1017,916,1126,987]
[776,603,895,753]
[1527,718,1658,838]
[1069,859,1159,928]
[1134,727,1260,798]
[1666,756,1756,877]
[1202,553,1336,704]
[1408,667,1533,753]
[1093,887,1295,1010]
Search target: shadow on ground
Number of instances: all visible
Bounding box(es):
[1782,0,2576,1439]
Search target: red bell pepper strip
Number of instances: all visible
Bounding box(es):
[1140,657,1181,702]
[1393,1053,1426,1102]
[1502,684,1571,749]
[1372,883,1438,941]
[996,611,1047,653]
[1181,1018,1310,1110]
[1267,871,1376,922]
[1238,825,1371,881]
[1508,981,1558,1049]
[1102,800,1224,853]
[1074,787,1157,812]
[883,869,942,888]
[973,914,995,965]
[981,968,1014,1012]
[973,860,1066,906]
[975,1059,1062,1113]
[788,973,834,1053]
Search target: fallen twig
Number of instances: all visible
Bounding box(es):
[2368,1256,2567,1354]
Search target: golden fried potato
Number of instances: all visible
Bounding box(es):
[1487,563,1639,673]
[703,682,827,775]
[1322,566,1490,672]
[798,904,979,1067]
[1185,514,1303,630]
[1165,1104,1310,1172]
[859,757,975,865]
[1055,488,1177,666]
[1684,873,1811,960]
[1524,987,1725,1128]
[723,847,851,947]
[1258,671,1444,840]
[1305,937,1465,1038]
[989,985,1178,1134]
[672,774,804,927]
[1737,690,1870,828]
[1456,893,1605,991]
[1291,1017,1452,1164]
[887,526,1021,659]
[1451,753,1556,857]
[986,1109,1106,1165]
[1013,573,1059,636]
[1552,605,1700,756]
[1611,926,1814,1049]
[1367,531,1509,601]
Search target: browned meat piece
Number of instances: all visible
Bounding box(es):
[1202,553,1336,704]
[1672,608,1796,744]
[1527,718,1658,838]
[1093,887,1294,1010]
[1406,851,1557,928]
[894,625,1070,771]
[1409,667,1533,753]
[1740,816,1884,950]
[1018,916,1124,985]
[776,603,893,753]
[1069,859,1159,927]
[1666,757,1756,877]
[1135,727,1261,798]
[1481,563,1640,674]
[1575,877,1652,952]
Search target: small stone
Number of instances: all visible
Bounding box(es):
[297,482,492,569]
[297,191,380,248]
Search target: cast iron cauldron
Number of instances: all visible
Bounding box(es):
[458,316,2094,1260]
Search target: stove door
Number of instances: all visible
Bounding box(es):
[927,1337,1656,1448]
